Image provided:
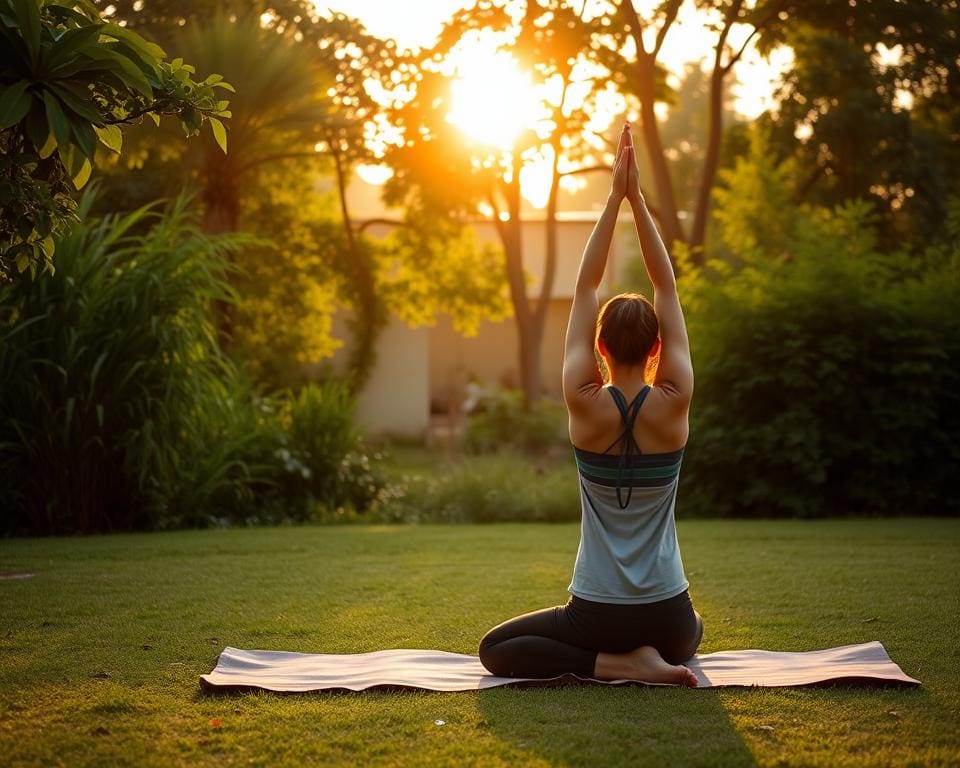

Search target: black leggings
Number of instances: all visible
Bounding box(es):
[478,590,703,679]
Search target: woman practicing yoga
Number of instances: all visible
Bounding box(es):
[478,123,702,687]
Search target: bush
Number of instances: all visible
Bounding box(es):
[463,387,567,455]
[0,196,382,534]
[269,382,385,521]
[385,453,579,523]
[677,202,960,518]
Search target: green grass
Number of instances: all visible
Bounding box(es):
[1,519,958,767]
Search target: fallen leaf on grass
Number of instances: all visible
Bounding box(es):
[210,719,222,728]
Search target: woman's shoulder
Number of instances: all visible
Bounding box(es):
[569,384,687,454]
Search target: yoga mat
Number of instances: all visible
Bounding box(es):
[199,640,919,694]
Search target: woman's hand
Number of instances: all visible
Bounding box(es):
[609,123,632,203]
[624,124,645,207]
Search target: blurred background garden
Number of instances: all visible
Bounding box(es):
[2,0,958,536]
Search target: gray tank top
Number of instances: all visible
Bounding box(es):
[567,385,689,605]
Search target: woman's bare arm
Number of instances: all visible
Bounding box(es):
[626,133,693,404]
[562,127,632,410]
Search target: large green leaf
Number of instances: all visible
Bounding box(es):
[93,123,122,153]
[12,0,40,66]
[43,3,96,27]
[70,119,97,159]
[36,131,57,159]
[60,145,92,189]
[100,23,166,63]
[80,46,154,98]
[46,81,103,124]
[42,90,73,149]
[0,80,33,129]
[42,24,104,74]
[208,116,227,154]
[24,101,50,151]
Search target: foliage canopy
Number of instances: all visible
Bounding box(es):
[0,0,231,281]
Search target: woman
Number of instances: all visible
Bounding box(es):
[478,123,702,686]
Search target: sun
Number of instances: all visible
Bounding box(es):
[447,48,542,149]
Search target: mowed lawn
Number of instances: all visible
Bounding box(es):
[1,519,958,767]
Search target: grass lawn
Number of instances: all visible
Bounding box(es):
[2,519,959,767]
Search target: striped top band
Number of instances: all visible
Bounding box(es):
[574,446,684,489]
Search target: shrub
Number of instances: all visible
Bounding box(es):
[0,196,382,534]
[385,453,579,524]
[677,202,960,518]
[463,387,567,455]
[269,382,385,521]
[0,194,248,533]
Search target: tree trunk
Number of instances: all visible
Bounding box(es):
[332,149,383,395]
[618,0,685,256]
[636,63,684,254]
[201,163,239,348]
[690,65,726,258]
[532,142,562,401]
[497,155,542,407]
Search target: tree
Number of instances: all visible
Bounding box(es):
[385,0,625,405]
[97,3,508,392]
[0,0,231,281]
[757,0,960,246]
[96,0,322,41]
[594,0,791,260]
[98,10,384,387]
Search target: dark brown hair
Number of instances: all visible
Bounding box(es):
[596,292,659,366]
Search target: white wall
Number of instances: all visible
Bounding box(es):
[353,315,430,437]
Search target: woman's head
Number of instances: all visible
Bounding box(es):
[596,292,659,371]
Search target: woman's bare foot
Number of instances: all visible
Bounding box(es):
[594,645,699,687]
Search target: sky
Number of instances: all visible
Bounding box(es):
[313,0,793,210]
[313,0,793,119]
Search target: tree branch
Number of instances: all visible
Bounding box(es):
[486,187,507,243]
[653,0,683,57]
[793,164,824,203]
[713,0,743,74]
[559,164,611,177]
[233,151,321,176]
[618,0,647,57]
[356,217,408,235]
[722,1,788,75]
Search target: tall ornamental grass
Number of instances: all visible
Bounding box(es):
[0,196,382,535]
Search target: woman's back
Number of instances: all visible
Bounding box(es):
[568,383,689,605]
[568,382,689,456]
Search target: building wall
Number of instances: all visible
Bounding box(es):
[353,315,430,436]
[352,213,646,431]
[427,298,572,411]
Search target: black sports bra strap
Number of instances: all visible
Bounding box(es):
[603,387,629,453]
[607,386,630,421]
[604,385,652,509]
[629,384,651,415]
[603,385,650,454]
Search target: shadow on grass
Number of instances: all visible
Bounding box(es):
[474,683,758,768]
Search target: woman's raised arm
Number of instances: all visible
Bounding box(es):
[562,126,632,409]
[625,130,693,404]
